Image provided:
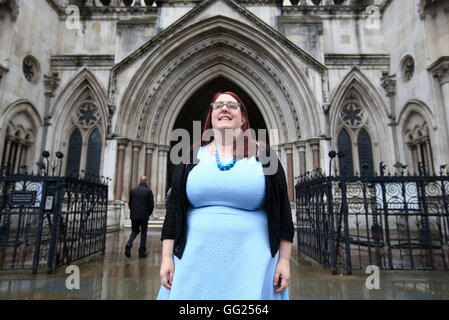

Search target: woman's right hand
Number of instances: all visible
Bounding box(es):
[160,257,175,290]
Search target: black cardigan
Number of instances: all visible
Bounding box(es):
[160,145,295,259]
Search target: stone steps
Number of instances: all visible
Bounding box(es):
[123,217,165,230]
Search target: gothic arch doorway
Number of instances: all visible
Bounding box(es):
[167,77,269,193]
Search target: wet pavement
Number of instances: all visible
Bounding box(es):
[1,230,448,300]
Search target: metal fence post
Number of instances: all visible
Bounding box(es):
[379,179,393,269]
[326,178,337,274]
[32,180,47,274]
[46,179,64,274]
[339,179,352,275]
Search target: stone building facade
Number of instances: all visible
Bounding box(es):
[0,0,448,224]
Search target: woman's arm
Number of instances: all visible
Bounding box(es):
[273,156,294,293]
[160,239,175,290]
[161,165,183,240]
[160,164,183,289]
[273,239,292,293]
[279,238,292,261]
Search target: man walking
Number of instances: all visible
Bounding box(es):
[125,176,154,258]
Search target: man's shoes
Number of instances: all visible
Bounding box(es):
[125,245,131,258]
[139,248,147,258]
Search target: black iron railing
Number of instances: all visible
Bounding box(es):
[0,151,109,274]
[295,153,449,275]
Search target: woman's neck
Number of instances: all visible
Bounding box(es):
[212,139,234,158]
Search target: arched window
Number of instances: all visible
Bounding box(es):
[358,128,374,176]
[403,111,433,174]
[62,89,105,179]
[337,128,353,176]
[336,89,376,176]
[1,110,36,174]
[66,128,82,176]
[85,129,102,177]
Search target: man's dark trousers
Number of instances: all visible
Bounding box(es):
[126,219,149,255]
[126,182,154,258]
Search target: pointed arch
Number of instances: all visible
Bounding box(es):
[114,15,323,146]
[398,100,437,174]
[0,100,42,172]
[329,67,389,135]
[0,99,42,131]
[50,67,108,154]
[329,67,392,166]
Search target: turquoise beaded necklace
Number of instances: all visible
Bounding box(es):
[214,140,237,171]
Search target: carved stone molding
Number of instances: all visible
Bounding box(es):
[109,0,326,94]
[43,72,60,95]
[158,145,171,153]
[141,39,297,142]
[78,6,158,20]
[160,0,201,7]
[282,3,377,17]
[295,140,306,150]
[428,56,449,85]
[116,137,130,147]
[325,54,390,70]
[308,138,320,148]
[381,73,396,97]
[51,55,115,69]
[132,140,143,151]
[22,56,40,84]
[146,142,156,153]
[283,142,294,152]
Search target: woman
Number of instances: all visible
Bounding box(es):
[157,91,294,300]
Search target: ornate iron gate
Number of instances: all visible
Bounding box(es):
[296,155,449,275]
[0,154,108,274]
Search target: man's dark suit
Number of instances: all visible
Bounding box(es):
[126,183,154,257]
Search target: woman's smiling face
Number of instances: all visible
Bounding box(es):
[211,94,245,132]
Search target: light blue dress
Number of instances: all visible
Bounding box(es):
[157,146,289,300]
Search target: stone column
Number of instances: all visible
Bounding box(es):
[115,139,129,200]
[295,141,306,175]
[283,143,294,202]
[40,73,60,161]
[381,73,401,171]
[428,57,449,135]
[425,139,434,174]
[130,141,142,188]
[13,142,23,173]
[309,139,320,169]
[156,145,170,205]
[8,141,17,171]
[2,138,12,170]
[145,143,156,188]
